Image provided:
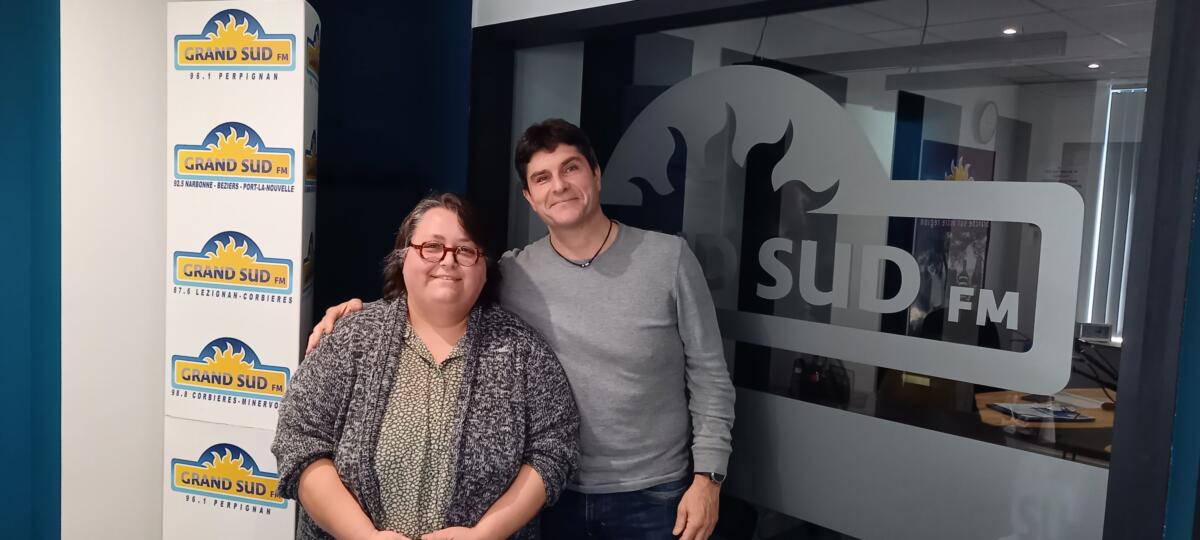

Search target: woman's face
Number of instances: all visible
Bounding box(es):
[402,207,486,313]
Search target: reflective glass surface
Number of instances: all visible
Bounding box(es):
[507,1,1156,537]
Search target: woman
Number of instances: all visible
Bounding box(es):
[272,193,580,540]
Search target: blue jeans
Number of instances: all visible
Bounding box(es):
[541,477,690,539]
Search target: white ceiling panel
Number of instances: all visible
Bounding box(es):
[757,12,897,57]
[862,27,951,47]
[1123,31,1152,53]
[1062,34,1137,59]
[1031,56,1150,80]
[1114,31,1154,53]
[800,5,907,33]
[660,0,1154,77]
[1033,0,1153,11]
[922,11,1093,42]
[1060,2,1157,36]
[857,0,1048,28]
[666,15,885,59]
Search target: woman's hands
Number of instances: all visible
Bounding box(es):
[362,525,488,540]
[298,459,389,540]
[420,526,485,540]
[364,531,411,540]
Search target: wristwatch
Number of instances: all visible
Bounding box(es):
[697,472,726,486]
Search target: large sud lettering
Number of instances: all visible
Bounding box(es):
[757,239,1018,329]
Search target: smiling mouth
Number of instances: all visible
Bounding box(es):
[550,198,578,208]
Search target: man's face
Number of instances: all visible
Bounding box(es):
[522,144,601,229]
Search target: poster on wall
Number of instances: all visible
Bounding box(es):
[166,1,318,537]
[907,140,996,344]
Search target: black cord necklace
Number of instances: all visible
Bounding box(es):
[551,219,614,268]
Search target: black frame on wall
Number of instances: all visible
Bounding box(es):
[466,1,1200,538]
[1104,0,1200,537]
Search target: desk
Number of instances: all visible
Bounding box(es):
[975,388,1115,430]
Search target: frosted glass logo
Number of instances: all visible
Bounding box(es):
[602,65,1083,394]
[757,241,915,310]
[756,239,1019,331]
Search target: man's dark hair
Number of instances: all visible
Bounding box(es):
[514,118,600,189]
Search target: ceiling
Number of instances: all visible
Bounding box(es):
[665,0,1156,84]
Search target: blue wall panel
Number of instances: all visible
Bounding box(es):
[1165,173,1200,538]
[0,1,61,538]
[306,0,473,314]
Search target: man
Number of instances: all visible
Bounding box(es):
[310,119,735,539]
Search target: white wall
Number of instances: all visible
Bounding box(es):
[61,0,166,537]
[1015,81,1110,324]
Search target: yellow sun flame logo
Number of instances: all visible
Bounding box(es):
[208,127,262,161]
[205,14,260,49]
[945,156,973,181]
[205,448,255,480]
[206,236,259,266]
[206,342,253,372]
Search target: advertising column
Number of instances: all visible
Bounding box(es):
[164,2,319,538]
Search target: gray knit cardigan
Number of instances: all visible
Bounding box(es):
[271,296,580,539]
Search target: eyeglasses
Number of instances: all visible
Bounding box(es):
[408,241,483,267]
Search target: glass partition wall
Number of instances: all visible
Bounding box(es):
[470,1,1190,537]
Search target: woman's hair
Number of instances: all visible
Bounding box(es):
[381,192,500,304]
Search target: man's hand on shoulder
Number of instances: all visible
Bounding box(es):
[306,298,365,354]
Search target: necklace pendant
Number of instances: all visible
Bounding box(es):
[551,219,614,270]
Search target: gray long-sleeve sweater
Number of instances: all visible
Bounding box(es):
[500,224,735,494]
[271,296,580,539]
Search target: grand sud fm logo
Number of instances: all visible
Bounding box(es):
[174,231,293,295]
[175,9,295,71]
[600,64,1084,395]
[175,122,294,186]
[171,443,287,509]
[172,338,290,401]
